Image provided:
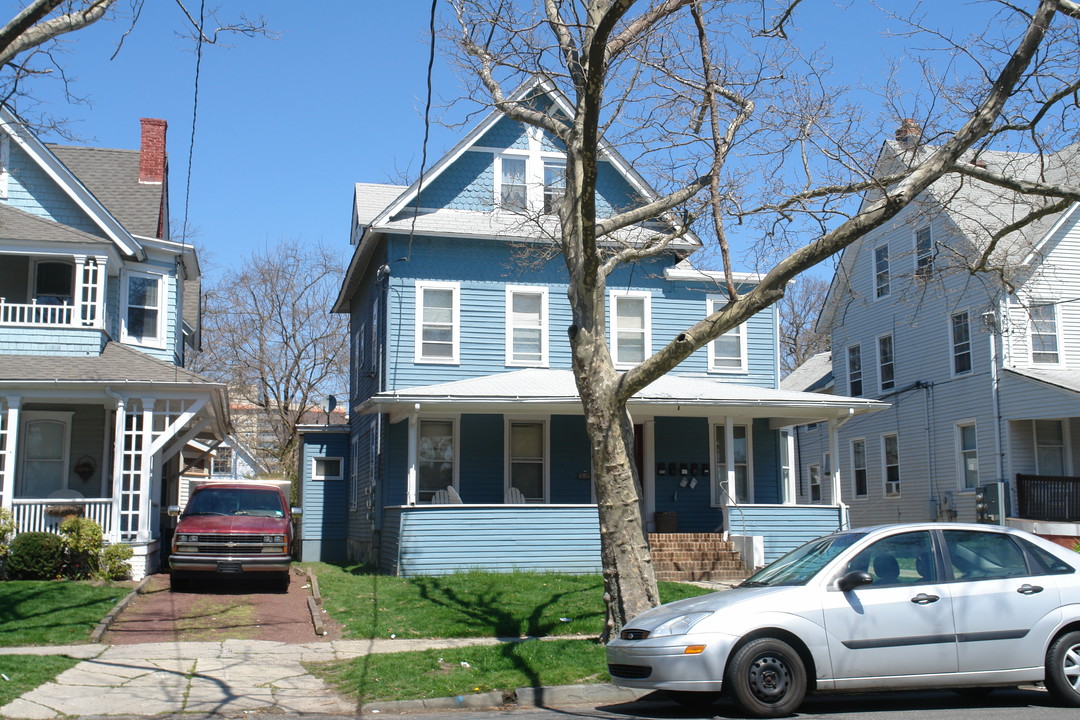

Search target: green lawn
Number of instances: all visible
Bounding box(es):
[311,638,607,704]
[0,656,79,706]
[311,563,713,640]
[0,580,130,647]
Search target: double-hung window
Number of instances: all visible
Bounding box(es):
[121,271,163,346]
[847,344,863,396]
[808,463,821,503]
[1034,419,1065,476]
[611,291,651,367]
[505,285,548,366]
[498,156,528,210]
[417,418,456,503]
[915,226,933,279]
[874,245,890,298]
[415,281,459,364]
[956,422,978,490]
[882,433,900,497]
[507,420,547,503]
[714,423,751,505]
[877,334,894,392]
[1029,302,1061,364]
[851,438,868,498]
[951,311,972,375]
[212,447,234,476]
[543,159,565,214]
[706,297,748,372]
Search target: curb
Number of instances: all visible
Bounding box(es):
[89,576,152,643]
[359,683,651,715]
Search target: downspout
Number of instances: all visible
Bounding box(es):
[831,408,855,529]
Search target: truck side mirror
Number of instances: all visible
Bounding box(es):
[167,505,180,517]
[291,507,303,518]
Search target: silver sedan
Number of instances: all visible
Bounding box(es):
[607,523,1080,718]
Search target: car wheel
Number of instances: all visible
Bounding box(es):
[724,637,807,718]
[667,691,723,709]
[1045,630,1080,707]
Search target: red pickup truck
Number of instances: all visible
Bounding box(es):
[167,483,301,592]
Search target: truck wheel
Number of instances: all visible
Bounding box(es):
[275,571,291,593]
[170,574,190,593]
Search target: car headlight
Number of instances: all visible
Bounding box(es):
[649,611,713,638]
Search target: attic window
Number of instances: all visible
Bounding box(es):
[499,156,528,209]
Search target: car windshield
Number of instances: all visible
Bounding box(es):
[185,488,285,518]
[740,532,867,587]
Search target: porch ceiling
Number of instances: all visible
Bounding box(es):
[359,369,887,424]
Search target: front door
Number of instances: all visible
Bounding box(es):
[17,412,73,498]
[821,530,958,680]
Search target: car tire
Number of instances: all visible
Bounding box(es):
[1045,630,1080,707]
[724,637,807,718]
[667,691,723,709]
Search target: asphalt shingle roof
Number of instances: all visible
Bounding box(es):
[0,203,113,246]
[0,342,218,385]
[780,352,834,393]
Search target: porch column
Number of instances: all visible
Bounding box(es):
[781,429,796,505]
[74,255,106,329]
[643,419,655,530]
[724,416,735,504]
[828,418,842,504]
[0,396,21,510]
[138,397,155,542]
[406,406,418,506]
[109,395,127,543]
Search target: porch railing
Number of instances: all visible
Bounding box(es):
[0,298,74,326]
[11,499,115,538]
[1015,473,1080,522]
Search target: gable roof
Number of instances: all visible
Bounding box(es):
[780,352,833,393]
[0,106,144,258]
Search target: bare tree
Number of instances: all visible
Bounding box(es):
[194,240,350,480]
[447,0,1080,634]
[779,276,830,377]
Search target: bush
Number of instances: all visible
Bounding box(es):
[98,544,133,581]
[7,533,63,580]
[59,517,104,579]
[0,509,16,580]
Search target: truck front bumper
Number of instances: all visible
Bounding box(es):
[169,554,292,575]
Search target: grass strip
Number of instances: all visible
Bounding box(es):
[309,638,607,704]
[310,563,712,640]
[0,655,80,706]
[0,581,131,647]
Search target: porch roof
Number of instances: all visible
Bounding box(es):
[0,342,218,386]
[1002,367,1080,397]
[359,369,887,426]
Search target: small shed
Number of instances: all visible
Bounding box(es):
[298,424,350,563]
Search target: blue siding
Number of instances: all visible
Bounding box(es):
[299,429,350,562]
[6,145,104,236]
[417,151,492,211]
[550,415,592,503]
[0,327,107,356]
[477,116,530,150]
[752,418,781,504]
[652,417,721,531]
[726,505,846,563]
[390,505,602,576]
[460,414,504,503]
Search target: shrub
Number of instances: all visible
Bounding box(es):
[59,517,104,579]
[7,532,63,580]
[0,509,16,580]
[98,544,133,581]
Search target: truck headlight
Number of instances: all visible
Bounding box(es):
[262,535,285,543]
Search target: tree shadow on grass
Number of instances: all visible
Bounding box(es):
[0,581,129,646]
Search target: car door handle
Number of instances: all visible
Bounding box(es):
[1016,584,1044,595]
[911,593,940,604]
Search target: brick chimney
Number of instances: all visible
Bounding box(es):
[138,118,168,184]
[894,118,922,148]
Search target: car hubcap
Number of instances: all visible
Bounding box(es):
[748,653,790,702]
[1064,642,1080,692]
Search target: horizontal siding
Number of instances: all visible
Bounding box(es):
[726,505,846,563]
[0,327,107,356]
[300,431,350,562]
[381,506,403,575]
[393,505,601,576]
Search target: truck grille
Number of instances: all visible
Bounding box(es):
[184,535,268,554]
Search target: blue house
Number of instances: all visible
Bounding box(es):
[0,109,229,578]
[332,81,884,574]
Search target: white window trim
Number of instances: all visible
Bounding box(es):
[850,437,868,498]
[0,134,9,199]
[1033,418,1071,476]
[882,433,901,498]
[950,310,973,377]
[706,296,748,373]
[352,325,364,398]
[1028,300,1065,367]
[808,462,821,503]
[17,411,73,496]
[876,332,895,394]
[504,284,549,367]
[29,258,75,304]
[503,416,550,503]
[915,225,933,279]
[710,419,753,507]
[847,343,863,397]
[488,128,567,214]
[609,289,652,369]
[120,269,166,348]
[414,281,460,364]
[311,455,344,481]
[873,244,890,299]
[955,420,979,492]
[416,415,460,504]
[211,446,234,477]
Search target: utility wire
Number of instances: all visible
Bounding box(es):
[182,0,206,243]
[403,0,438,263]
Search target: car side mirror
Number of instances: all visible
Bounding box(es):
[838,571,874,592]
[167,505,180,517]
[291,507,303,518]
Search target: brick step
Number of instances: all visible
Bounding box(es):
[648,532,749,583]
[656,569,747,582]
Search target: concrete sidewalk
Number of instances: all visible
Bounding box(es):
[0,636,637,718]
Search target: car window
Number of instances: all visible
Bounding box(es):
[942,530,1029,580]
[1020,538,1076,575]
[845,531,936,587]
[741,532,867,587]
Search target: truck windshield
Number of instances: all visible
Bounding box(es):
[185,488,285,518]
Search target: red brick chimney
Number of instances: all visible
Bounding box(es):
[138,118,168,184]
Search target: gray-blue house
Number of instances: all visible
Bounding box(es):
[331,81,884,575]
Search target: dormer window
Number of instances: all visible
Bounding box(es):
[493,126,567,214]
[499,156,528,210]
[34,261,74,305]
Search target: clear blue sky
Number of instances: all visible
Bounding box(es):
[25,1,979,280]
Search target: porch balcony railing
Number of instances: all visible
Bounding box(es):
[11,498,115,538]
[1015,473,1080,522]
[0,298,75,326]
